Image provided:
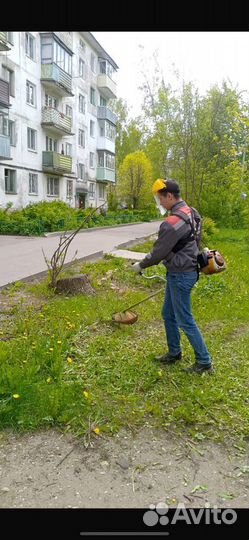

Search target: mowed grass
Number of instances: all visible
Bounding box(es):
[0,228,248,445]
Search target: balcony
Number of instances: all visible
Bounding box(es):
[97,74,117,100]
[0,32,11,51]
[96,167,115,183]
[76,179,89,193]
[41,107,73,135]
[42,151,72,174]
[0,134,11,159]
[0,79,10,108]
[97,137,115,154]
[97,106,117,126]
[41,64,73,97]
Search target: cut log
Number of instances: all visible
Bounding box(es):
[54,274,95,295]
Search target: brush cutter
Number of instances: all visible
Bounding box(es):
[111,272,166,325]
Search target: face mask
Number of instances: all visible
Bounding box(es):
[154,194,167,215]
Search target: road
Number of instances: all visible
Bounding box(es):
[0,221,161,288]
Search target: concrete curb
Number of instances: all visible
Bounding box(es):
[0,251,104,291]
[44,220,161,238]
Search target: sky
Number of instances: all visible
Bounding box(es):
[92,32,249,118]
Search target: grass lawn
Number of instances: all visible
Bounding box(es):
[0,228,248,446]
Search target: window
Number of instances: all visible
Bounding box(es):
[2,66,15,97]
[9,120,15,146]
[106,153,115,169]
[89,182,95,197]
[29,173,38,195]
[78,129,85,148]
[98,184,105,199]
[26,80,36,106]
[25,33,35,60]
[5,169,16,193]
[6,32,14,45]
[90,152,95,169]
[67,180,73,198]
[46,136,57,152]
[99,60,114,80]
[27,128,37,151]
[0,114,8,136]
[45,94,57,109]
[41,34,72,75]
[79,39,86,52]
[79,94,85,114]
[78,163,85,180]
[79,58,85,79]
[90,87,96,106]
[47,177,59,196]
[100,96,107,107]
[66,104,72,117]
[98,151,104,167]
[90,120,95,137]
[106,121,116,141]
[65,143,72,156]
[90,53,96,72]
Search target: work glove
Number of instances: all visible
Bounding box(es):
[131,262,142,274]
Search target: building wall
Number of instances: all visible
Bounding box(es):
[0,31,117,210]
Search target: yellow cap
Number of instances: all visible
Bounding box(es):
[152,179,166,194]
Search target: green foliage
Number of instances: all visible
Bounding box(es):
[118,151,153,209]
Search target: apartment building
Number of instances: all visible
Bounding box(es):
[0,31,118,209]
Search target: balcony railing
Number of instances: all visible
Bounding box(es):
[0,134,11,159]
[0,32,11,51]
[97,106,117,125]
[41,63,73,96]
[42,151,72,174]
[97,74,117,99]
[0,79,10,108]
[41,106,72,134]
[96,167,115,183]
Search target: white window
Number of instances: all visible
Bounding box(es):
[98,184,105,199]
[90,87,96,106]
[90,152,95,169]
[27,128,37,151]
[90,120,95,137]
[45,94,57,109]
[78,129,85,148]
[106,153,115,169]
[66,104,72,117]
[25,33,35,60]
[46,136,57,152]
[100,96,107,106]
[89,182,95,197]
[78,163,85,180]
[6,32,14,45]
[67,180,73,198]
[29,173,38,195]
[106,121,116,141]
[2,66,15,97]
[26,80,36,106]
[65,143,72,156]
[5,169,16,193]
[9,120,15,146]
[79,58,85,79]
[47,177,59,196]
[0,114,8,136]
[79,39,85,52]
[90,53,96,72]
[79,94,85,113]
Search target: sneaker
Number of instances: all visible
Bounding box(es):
[183,363,214,374]
[154,351,182,364]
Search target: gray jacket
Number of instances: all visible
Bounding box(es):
[139,201,201,273]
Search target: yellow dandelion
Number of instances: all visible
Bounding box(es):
[57,340,62,344]
[49,347,54,352]
[67,357,73,363]
[46,377,52,384]
[13,394,20,399]
[83,391,89,399]
[158,370,163,377]
[93,427,100,435]
[39,314,44,318]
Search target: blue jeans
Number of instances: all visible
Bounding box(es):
[162,271,212,366]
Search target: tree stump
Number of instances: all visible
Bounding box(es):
[54,274,95,295]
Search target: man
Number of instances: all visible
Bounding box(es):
[131,178,213,374]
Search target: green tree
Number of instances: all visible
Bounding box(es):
[118,151,153,209]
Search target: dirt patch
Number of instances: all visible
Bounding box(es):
[0,428,248,508]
